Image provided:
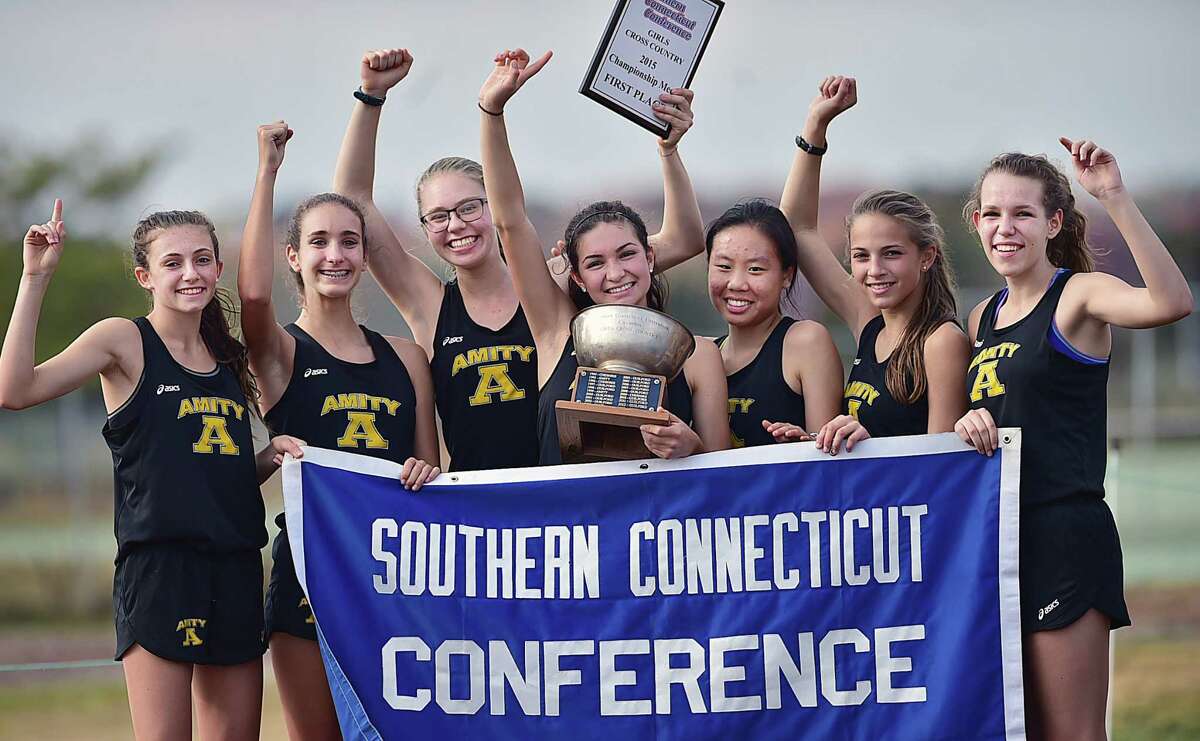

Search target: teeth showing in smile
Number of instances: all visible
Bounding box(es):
[867,281,895,293]
[604,282,635,294]
[177,287,204,295]
[449,236,477,249]
[319,270,351,279]
[993,244,1022,253]
[726,298,750,307]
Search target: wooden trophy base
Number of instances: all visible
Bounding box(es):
[555,367,670,463]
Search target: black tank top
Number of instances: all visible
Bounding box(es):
[430,282,539,471]
[843,315,930,437]
[969,269,1110,504]
[718,318,807,448]
[537,338,694,465]
[265,324,418,529]
[103,317,265,561]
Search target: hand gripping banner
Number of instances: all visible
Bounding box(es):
[282,431,1024,740]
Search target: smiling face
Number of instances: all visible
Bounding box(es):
[134,224,223,313]
[570,221,654,306]
[847,213,934,311]
[286,202,365,301]
[972,172,1062,279]
[418,172,497,270]
[707,224,793,327]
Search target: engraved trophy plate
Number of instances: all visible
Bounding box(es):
[556,305,695,463]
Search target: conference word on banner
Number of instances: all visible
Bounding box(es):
[282,431,1024,740]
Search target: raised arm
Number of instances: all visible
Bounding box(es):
[238,122,296,411]
[332,48,444,348]
[1057,138,1193,329]
[0,201,140,410]
[478,48,574,346]
[780,76,856,230]
[646,88,704,271]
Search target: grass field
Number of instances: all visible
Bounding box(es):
[0,438,1196,737]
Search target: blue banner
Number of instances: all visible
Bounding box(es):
[283,431,1024,740]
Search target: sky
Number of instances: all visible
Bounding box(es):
[2,0,1198,235]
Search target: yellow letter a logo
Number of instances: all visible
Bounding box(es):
[338,411,389,449]
[969,360,1007,403]
[469,363,525,406]
[192,415,239,455]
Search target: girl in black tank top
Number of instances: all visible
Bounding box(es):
[957,141,1192,733]
[536,338,696,465]
[239,125,441,739]
[775,80,968,454]
[717,318,808,448]
[0,204,305,736]
[705,202,843,448]
[333,48,710,473]
[430,281,539,470]
[477,49,729,465]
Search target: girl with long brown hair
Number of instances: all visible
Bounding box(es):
[778,76,970,453]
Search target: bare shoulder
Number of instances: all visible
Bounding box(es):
[784,318,835,349]
[1058,270,1121,309]
[687,336,723,365]
[683,336,724,379]
[923,321,969,356]
[384,335,432,366]
[966,297,991,338]
[88,316,142,355]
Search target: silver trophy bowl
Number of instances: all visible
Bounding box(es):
[570,304,696,380]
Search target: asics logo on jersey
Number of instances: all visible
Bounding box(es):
[156,384,180,395]
[304,368,328,378]
[1038,598,1060,621]
[853,358,862,366]
[974,340,984,348]
[442,335,464,347]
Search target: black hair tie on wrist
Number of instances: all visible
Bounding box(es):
[354,87,386,107]
[795,135,828,156]
[478,102,504,116]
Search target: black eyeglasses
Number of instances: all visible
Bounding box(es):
[419,198,488,233]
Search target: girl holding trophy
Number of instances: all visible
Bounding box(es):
[476,48,730,464]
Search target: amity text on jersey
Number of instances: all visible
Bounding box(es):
[448,344,534,406]
[369,505,931,716]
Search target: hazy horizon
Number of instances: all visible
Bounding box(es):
[2,0,1198,233]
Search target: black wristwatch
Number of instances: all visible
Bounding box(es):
[795,135,828,156]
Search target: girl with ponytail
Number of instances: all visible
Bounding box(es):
[0,201,304,739]
[956,139,1192,738]
[777,76,970,454]
[240,121,441,740]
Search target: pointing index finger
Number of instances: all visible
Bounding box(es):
[51,198,63,223]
